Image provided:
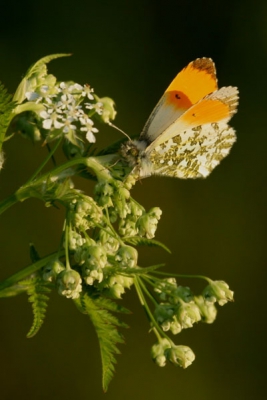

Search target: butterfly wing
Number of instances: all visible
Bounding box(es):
[148,122,236,178]
[140,58,218,144]
[141,86,239,178]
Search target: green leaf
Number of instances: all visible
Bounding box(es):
[26,275,51,338]
[124,236,171,253]
[24,53,71,80]
[0,82,16,150]
[13,53,71,103]
[79,293,127,391]
[13,102,45,115]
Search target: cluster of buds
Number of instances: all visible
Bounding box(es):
[151,338,195,368]
[154,278,233,335]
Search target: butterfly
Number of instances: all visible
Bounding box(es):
[120,58,238,179]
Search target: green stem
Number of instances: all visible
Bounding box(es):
[0,251,64,290]
[0,193,19,215]
[134,276,170,341]
[64,218,71,270]
[152,270,210,282]
[25,137,63,184]
[0,154,116,216]
[137,277,158,307]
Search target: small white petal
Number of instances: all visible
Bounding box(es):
[86,131,96,143]
[40,110,50,119]
[54,120,64,129]
[43,119,53,129]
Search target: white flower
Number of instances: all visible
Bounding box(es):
[61,116,77,133]
[58,82,74,96]
[85,101,103,115]
[68,83,83,92]
[40,110,64,130]
[60,93,75,109]
[80,116,98,142]
[81,84,94,100]
[43,97,63,114]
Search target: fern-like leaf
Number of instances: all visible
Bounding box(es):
[125,236,171,253]
[78,293,128,391]
[26,276,51,338]
[0,82,15,148]
[13,53,71,104]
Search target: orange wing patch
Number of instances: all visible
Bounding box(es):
[166,58,218,106]
[180,86,239,126]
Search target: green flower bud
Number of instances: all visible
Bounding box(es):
[130,201,143,218]
[108,282,125,299]
[170,318,182,335]
[171,286,194,304]
[137,207,162,239]
[69,231,86,251]
[194,295,217,323]
[165,345,195,368]
[155,278,177,302]
[94,96,116,123]
[115,245,138,268]
[151,338,171,367]
[74,240,96,265]
[42,259,65,282]
[87,245,107,269]
[83,266,104,285]
[154,303,175,325]
[95,182,114,208]
[203,280,234,306]
[176,302,201,329]
[98,229,120,253]
[112,185,131,219]
[124,174,138,190]
[105,274,133,298]
[119,217,138,237]
[56,269,82,299]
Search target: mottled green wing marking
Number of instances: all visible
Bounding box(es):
[148,122,236,178]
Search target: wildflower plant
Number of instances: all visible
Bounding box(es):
[0,54,234,391]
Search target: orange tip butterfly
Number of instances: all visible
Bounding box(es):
[120,58,239,179]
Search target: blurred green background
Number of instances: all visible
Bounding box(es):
[0,0,266,399]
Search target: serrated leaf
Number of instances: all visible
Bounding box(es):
[0,82,16,149]
[26,276,51,338]
[79,293,127,391]
[25,53,71,79]
[124,236,171,253]
[13,53,71,103]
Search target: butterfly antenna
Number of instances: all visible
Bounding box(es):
[108,122,133,142]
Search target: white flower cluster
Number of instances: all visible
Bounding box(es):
[26,81,103,143]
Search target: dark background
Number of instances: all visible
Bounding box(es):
[0,0,266,399]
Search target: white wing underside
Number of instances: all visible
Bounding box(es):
[138,121,236,178]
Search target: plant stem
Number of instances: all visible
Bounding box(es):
[25,137,63,184]
[152,270,210,282]
[0,154,116,216]
[0,250,64,290]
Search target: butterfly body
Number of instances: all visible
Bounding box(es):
[121,58,238,179]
